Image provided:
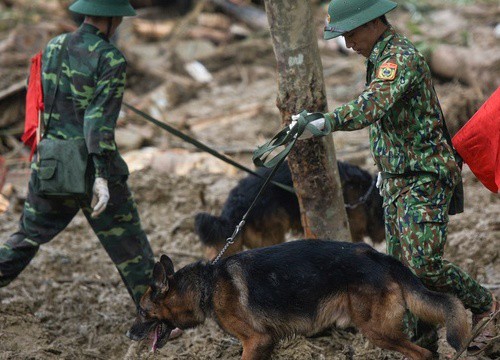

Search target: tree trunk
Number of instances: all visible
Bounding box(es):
[263,0,351,241]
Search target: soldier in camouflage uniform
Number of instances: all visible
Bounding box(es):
[294,0,498,353]
[0,0,154,306]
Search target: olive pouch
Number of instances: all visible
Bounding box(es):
[34,138,90,196]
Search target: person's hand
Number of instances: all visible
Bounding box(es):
[287,119,298,135]
[298,117,326,140]
[376,172,383,196]
[291,112,327,140]
[291,111,313,121]
[91,177,109,218]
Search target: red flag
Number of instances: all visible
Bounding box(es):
[22,51,44,160]
[452,87,500,193]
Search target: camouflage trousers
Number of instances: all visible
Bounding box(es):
[383,176,492,338]
[0,173,154,305]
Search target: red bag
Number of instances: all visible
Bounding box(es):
[22,51,44,160]
[452,87,500,193]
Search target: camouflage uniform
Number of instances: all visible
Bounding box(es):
[324,28,492,335]
[0,24,154,304]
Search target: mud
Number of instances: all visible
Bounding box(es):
[1,0,499,359]
[1,152,499,360]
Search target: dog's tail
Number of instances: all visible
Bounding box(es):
[391,258,470,351]
[194,212,232,246]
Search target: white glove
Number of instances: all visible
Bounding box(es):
[376,172,383,196]
[291,112,326,140]
[298,118,326,140]
[286,119,298,139]
[291,112,312,121]
[91,177,109,218]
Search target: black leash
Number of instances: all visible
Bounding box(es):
[211,111,329,263]
[123,104,331,262]
[122,102,294,194]
[344,177,376,210]
[211,153,288,264]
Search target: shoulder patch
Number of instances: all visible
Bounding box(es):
[377,62,398,81]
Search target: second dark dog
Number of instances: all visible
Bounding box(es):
[127,239,470,360]
[195,161,384,259]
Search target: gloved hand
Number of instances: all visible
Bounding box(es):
[291,112,308,121]
[91,177,109,218]
[291,112,327,140]
[375,171,383,196]
[288,111,329,140]
[287,119,298,135]
[298,118,326,140]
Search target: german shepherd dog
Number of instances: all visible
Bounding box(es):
[195,161,385,259]
[127,240,469,360]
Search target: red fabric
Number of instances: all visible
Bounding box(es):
[22,51,44,160]
[452,87,500,193]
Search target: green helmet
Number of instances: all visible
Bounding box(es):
[69,0,136,17]
[324,0,397,40]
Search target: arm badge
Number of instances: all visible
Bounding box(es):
[377,62,398,81]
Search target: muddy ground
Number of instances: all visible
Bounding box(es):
[1,165,499,360]
[1,0,499,359]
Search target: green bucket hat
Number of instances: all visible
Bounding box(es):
[69,0,136,17]
[324,0,397,40]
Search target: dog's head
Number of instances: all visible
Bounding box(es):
[127,255,177,352]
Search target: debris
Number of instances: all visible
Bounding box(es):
[430,44,472,84]
[121,146,159,173]
[229,23,251,38]
[132,18,176,40]
[132,73,202,112]
[188,25,233,44]
[430,44,500,91]
[0,194,8,214]
[150,148,238,176]
[197,12,231,30]
[195,37,274,72]
[210,0,268,30]
[122,147,239,176]
[184,60,213,83]
[425,10,467,42]
[0,80,25,102]
[115,126,147,152]
[188,103,264,132]
[173,39,217,63]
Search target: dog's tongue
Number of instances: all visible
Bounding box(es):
[151,325,159,352]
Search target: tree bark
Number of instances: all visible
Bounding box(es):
[263,0,351,241]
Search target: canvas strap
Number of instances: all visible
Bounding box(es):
[43,34,71,138]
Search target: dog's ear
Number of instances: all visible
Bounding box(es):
[160,255,175,277]
[152,261,169,294]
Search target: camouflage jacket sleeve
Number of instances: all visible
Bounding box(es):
[84,50,127,179]
[324,54,416,131]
